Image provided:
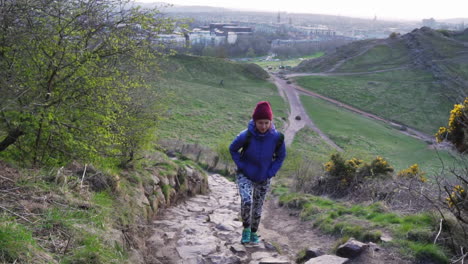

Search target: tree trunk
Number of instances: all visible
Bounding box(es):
[0,128,24,152]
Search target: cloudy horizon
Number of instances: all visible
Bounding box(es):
[137,0,467,21]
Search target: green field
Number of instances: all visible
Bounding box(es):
[289,127,335,162]
[294,69,454,134]
[153,55,288,147]
[248,52,324,69]
[300,95,458,173]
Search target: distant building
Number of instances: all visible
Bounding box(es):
[188,23,253,47]
[295,25,336,40]
[189,29,226,46]
[422,18,437,28]
[155,34,186,48]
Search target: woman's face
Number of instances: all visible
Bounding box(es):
[255,119,271,134]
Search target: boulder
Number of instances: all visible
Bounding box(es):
[258,258,290,264]
[230,243,247,255]
[297,247,324,263]
[305,255,349,264]
[336,238,368,259]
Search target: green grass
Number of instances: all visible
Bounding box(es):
[300,95,457,173]
[63,233,125,264]
[275,191,449,263]
[337,43,411,72]
[248,52,324,69]
[154,54,288,147]
[289,127,336,162]
[0,216,37,263]
[294,69,454,135]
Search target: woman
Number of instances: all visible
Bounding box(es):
[229,101,286,244]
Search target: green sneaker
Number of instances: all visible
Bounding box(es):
[250,232,260,244]
[241,228,251,244]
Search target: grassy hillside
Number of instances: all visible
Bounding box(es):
[300,95,457,173]
[292,27,468,134]
[295,69,452,134]
[154,55,288,147]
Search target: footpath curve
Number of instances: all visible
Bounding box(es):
[271,74,343,151]
[280,71,436,144]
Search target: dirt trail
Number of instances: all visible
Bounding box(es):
[271,74,343,151]
[326,44,376,72]
[279,67,437,144]
[286,66,410,78]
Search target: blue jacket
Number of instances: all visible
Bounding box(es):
[229,120,286,182]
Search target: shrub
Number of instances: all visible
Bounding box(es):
[397,164,427,183]
[435,98,468,152]
[317,154,394,197]
[389,32,400,38]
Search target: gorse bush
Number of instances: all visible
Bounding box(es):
[435,97,468,152]
[397,164,427,183]
[318,153,394,196]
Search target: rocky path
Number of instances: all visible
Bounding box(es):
[145,174,297,264]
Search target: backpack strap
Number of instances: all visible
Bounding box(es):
[273,132,284,159]
[240,130,252,156]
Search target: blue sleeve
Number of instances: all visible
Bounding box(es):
[267,140,286,178]
[229,130,247,171]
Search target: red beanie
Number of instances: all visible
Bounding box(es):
[252,101,273,121]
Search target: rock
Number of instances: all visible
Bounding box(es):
[297,247,324,263]
[135,187,151,208]
[154,186,166,206]
[216,223,235,231]
[184,165,194,178]
[258,257,290,264]
[151,174,161,185]
[252,252,274,260]
[305,255,349,264]
[158,175,169,186]
[380,233,393,242]
[164,232,176,239]
[264,241,278,251]
[208,254,242,264]
[230,243,247,255]
[146,232,165,249]
[127,248,145,264]
[167,174,176,187]
[176,244,217,259]
[336,238,368,259]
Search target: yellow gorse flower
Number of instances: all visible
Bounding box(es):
[324,161,334,172]
[397,164,426,182]
[448,103,464,131]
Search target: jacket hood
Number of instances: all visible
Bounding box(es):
[247,119,277,137]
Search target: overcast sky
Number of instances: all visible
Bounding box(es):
[139,0,467,21]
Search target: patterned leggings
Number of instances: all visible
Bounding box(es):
[236,173,270,233]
